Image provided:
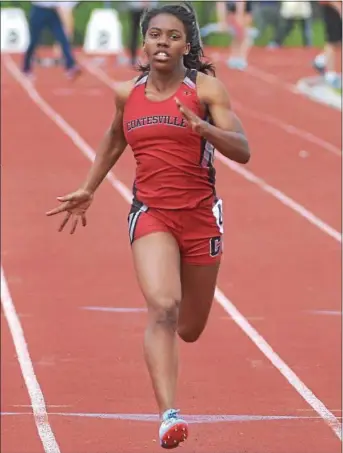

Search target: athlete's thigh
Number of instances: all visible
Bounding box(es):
[178,261,220,341]
[129,203,182,309]
[132,232,182,309]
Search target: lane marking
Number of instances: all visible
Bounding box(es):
[82,306,147,313]
[214,153,342,243]
[13,405,72,408]
[309,310,342,316]
[1,268,61,453]
[232,100,341,157]
[5,55,342,441]
[1,411,339,423]
[214,288,342,440]
[80,57,342,244]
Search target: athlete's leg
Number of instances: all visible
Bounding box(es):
[132,231,189,448]
[132,232,181,415]
[178,262,220,343]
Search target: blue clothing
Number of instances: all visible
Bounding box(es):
[23,4,75,72]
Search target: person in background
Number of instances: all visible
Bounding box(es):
[52,1,80,65]
[216,1,253,70]
[274,1,313,48]
[251,1,281,48]
[313,1,342,89]
[22,1,80,79]
[127,0,157,67]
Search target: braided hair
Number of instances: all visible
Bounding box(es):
[139,2,215,76]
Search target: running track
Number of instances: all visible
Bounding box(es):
[1,47,342,453]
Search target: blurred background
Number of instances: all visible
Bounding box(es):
[0,0,329,48]
[2,1,341,93]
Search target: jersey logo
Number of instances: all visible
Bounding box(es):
[209,236,222,257]
[126,115,187,132]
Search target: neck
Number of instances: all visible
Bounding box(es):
[149,63,187,91]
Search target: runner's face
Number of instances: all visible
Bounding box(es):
[144,13,190,71]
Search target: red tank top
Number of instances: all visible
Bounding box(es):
[123,69,216,210]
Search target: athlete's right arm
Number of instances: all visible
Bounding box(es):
[80,79,134,194]
[46,78,136,233]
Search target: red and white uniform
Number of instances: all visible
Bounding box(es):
[123,69,223,264]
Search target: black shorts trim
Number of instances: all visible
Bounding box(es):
[128,199,148,244]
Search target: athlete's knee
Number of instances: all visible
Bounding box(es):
[147,297,180,330]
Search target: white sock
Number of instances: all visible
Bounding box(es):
[314,53,326,68]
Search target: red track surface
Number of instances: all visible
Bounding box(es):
[1,47,342,453]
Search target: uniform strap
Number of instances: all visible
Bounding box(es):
[183,68,197,90]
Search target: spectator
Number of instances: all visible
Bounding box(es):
[216,1,253,70]
[52,1,80,64]
[127,1,157,67]
[22,1,80,79]
[274,1,313,47]
[313,1,342,88]
[252,1,281,48]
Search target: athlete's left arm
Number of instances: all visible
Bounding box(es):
[176,75,250,163]
[199,76,251,164]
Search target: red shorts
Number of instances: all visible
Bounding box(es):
[127,197,224,265]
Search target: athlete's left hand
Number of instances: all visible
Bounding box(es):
[174,97,207,135]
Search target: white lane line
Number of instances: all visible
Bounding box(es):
[214,153,341,243]
[1,267,61,453]
[5,55,342,441]
[232,100,341,157]
[82,306,147,313]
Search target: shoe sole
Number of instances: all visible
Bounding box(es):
[160,422,188,449]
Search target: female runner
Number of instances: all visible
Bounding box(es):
[47,2,251,449]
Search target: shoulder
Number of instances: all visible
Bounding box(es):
[196,72,232,107]
[113,76,141,109]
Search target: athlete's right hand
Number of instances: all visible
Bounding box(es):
[46,189,93,234]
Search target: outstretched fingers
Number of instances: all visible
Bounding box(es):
[70,216,79,235]
[46,202,70,217]
[58,212,72,232]
[81,213,87,227]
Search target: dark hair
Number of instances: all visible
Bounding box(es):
[138,2,215,76]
